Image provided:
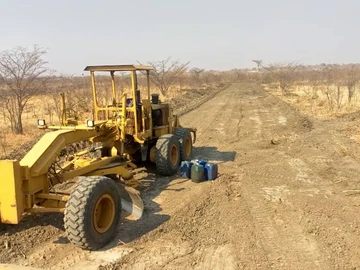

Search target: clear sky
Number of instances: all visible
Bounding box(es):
[1,0,360,74]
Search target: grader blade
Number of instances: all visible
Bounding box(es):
[118,185,144,219]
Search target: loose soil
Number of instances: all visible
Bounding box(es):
[1,83,360,270]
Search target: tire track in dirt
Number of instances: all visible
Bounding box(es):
[229,87,328,269]
[236,84,360,269]
[180,87,234,141]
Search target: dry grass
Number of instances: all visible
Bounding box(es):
[0,124,44,159]
[263,83,360,120]
[263,82,360,146]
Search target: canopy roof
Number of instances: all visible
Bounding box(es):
[84,65,153,72]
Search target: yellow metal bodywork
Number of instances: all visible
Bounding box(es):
[21,127,103,179]
[0,161,24,224]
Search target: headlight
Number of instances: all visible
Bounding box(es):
[87,120,95,127]
[37,119,46,126]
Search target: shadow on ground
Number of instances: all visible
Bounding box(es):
[192,146,237,163]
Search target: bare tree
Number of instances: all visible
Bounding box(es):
[0,132,7,157]
[334,67,346,110]
[263,62,299,95]
[144,57,190,96]
[321,65,347,111]
[201,70,222,88]
[189,67,205,87]
[0,45,51,133]
[52,75,93,120]
[322,66,336,111]
[252,60,263,71]
[306,69,322,99]
[344,65,360,104]
[335,83,343,110]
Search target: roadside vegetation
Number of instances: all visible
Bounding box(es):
[252,60,360,119]
[0,46,236,156]
[1,45,360,155]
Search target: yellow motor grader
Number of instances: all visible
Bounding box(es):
[0,65,196,250]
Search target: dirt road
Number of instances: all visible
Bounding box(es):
[2,83,360,269]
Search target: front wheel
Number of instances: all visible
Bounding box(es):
[64,176,121,250]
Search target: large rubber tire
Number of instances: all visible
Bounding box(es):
[64,176,121,250]
[173,128,193,161]
[155,134,180,176]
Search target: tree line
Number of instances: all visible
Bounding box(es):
[0,46,232,134]
[1,45,359,134]
[252,60,360,111]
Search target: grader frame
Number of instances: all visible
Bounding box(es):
[0,64,196,250]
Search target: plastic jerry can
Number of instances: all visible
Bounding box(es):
[198,159,207,166]
[191,162,205,183]
[205,163,218,180]
[180,161,193,179]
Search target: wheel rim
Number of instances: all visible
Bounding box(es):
[170,144,178,166]
[93,194,116,234]
[184,137,191,156]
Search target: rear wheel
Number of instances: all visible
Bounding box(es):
[174,128,193,161]
[64,176,121,250]
[155,134,180,176]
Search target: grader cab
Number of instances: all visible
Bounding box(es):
[0,65,196,250]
